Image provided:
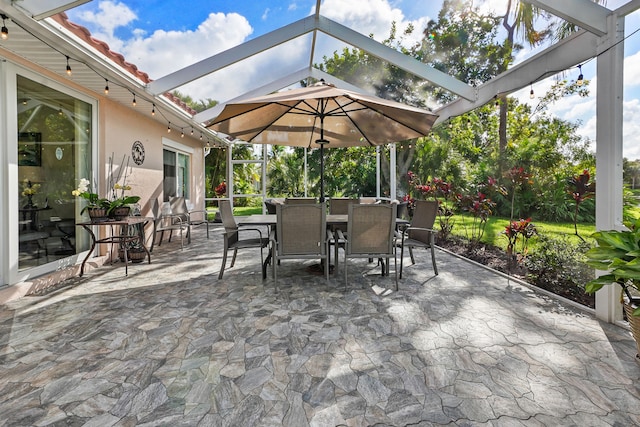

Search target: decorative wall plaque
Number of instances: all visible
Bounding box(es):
[131,140,145,165]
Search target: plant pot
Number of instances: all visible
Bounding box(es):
[118,248,146,263]
[623,296,640,360]
[111,206,131,220]
[87,207,108,221]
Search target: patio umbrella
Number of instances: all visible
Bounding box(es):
[207,80,438,201]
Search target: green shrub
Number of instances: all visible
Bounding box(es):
[524,233,593,291]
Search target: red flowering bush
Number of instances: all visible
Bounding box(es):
[215,182,227,197]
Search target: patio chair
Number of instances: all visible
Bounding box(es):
[150,198,186,252]
[218,200,269,279]
[398,200,438,279]
[358,197,380,205]
[169,196,210,243]
[328,197,358,271]
[329,197,358,215]
[284,197,317,204]
[270,203,331,291]
[339,203,397,290]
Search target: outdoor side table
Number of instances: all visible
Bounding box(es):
[77,216,152,276]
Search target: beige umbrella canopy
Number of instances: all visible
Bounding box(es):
[207,80,438,200]
[208,81,438,148]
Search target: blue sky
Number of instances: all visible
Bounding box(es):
[65,0,640,159]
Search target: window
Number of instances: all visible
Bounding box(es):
[163,138,192,201]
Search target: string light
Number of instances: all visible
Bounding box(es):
[200,133,203,140]
[104,79,109,94]
[1,14,8,40]
[577,64,584,86]
[529,83,535,99]
[151,104,155,116]
[190,127,194,136]
[181,130,184,138]
[132,93,136,106]
[65,56,72,75]
[167,122,171,133]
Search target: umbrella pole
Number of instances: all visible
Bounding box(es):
[318,114,328,203]
[319,143,325,203]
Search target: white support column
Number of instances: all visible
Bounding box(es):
[595,14,625,322]
[376,146,381,199]
[227,145,233,208]
[262,144,268,212]
[390,143,397,200]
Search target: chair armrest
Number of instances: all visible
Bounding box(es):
[336,229,347,241]
[401,226,436,244]
[157,213,184,225]
[188,209,209,222]
[238,226,263,239]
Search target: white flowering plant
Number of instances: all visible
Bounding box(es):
[72,178,109,214]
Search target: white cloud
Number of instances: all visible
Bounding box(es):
[624,50,640,88]
[622,99,640,160]
[75,0,137,52]
[317,0,431,47]
[118,12,252,82]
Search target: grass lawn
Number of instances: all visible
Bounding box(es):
[446,214,596,252]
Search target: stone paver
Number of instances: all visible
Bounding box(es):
[1,226,640,426]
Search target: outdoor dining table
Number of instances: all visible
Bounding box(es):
[236,214,408,279]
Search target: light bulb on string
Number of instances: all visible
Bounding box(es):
[529,84,535,99]
[65,56,72,75]
[151,104,155,116]
[1,14,9,40]
[132,93,136,106]
[576,64,584,86]
[104,79,109,95]
[167,122,171,133]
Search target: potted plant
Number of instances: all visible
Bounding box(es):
[584,219,640,358]
[107,183,140,219]
[72,178,110,219]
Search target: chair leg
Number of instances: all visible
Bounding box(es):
[187,225,192,244]
[230,248,238,268]
[430,244,438,275]
[206,222,210,239]
[409,246,415,264]
[272,247,278,292]
[150,226,157,253]
[219,246,228,279]
[344,255,348,291]
[399,243,405,279]
[394,253,398,291]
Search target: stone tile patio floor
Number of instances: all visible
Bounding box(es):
[1,226,640,426]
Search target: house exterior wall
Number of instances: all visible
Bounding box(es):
[0,49,205,301]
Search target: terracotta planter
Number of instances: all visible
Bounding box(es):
[87,207,108,221]
[118,248,146,263]
[623,296,640,360]
[111,206,131,220]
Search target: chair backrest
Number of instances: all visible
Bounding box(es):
[169,196,189,220]
[359,197,380,205]
[347,203,396,255]
[276,203,326,256]
[264,199,280,214]
[392,200,409,219]
[152,198,161,219]
[218,200,238,231]
[285,197,317,205]
[409,200,438,243]
[329,197,358,215]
